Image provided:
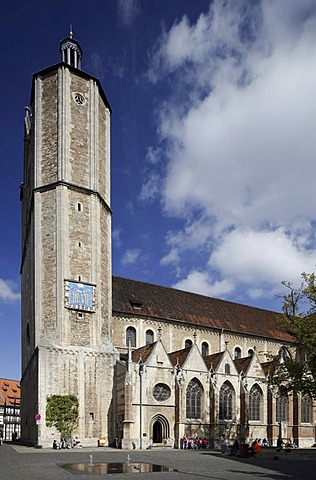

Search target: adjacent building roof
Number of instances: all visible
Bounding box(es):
[112,276,293,343]
[0,378,20,407]
[168,346,192,367]
[260,361,274,376]
[132,342,157,363]
[233,356,252,374]
[203,352,225,370]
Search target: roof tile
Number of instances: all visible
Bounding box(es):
[113,277,293,342]
[0,378,20,407]
[168,346,192,367]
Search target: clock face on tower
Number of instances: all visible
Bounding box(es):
[64,280,96,312]
[153,383,171,402]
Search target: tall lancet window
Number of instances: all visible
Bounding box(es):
[249,384,262,421]
[186,378,203,419]
[301,394,312,423]
[276,395,287,423]
[219,381,234,420]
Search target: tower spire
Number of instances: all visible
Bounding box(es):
[60,28,82,69]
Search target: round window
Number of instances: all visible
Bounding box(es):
[74,92,85,105]
[153,383,171,402]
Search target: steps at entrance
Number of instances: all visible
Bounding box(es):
[149,443,173,450]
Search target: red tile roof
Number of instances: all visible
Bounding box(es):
[0,378,20,407]
[132,342,157,363]
[260,361,273,377]
[233,356,252,374]
[112,277,293,343]
[203,352,225,370]
[168,346,192,367]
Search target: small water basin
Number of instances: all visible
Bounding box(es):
[61,461,178,475]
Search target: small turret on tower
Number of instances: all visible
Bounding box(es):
[60,26,82,69]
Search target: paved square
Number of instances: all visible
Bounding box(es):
[0,444,315,480]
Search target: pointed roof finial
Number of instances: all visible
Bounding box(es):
[60,28,82,69]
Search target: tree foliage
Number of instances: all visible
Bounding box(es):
[268,272,316,399]
[46,395,79,437]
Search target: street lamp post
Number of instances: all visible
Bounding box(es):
[139,359,144,450]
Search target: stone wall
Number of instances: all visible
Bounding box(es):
[112,313,284,362]
[37,346,117,448]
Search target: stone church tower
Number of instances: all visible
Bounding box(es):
[20,32,118,447]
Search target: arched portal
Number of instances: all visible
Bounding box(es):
[150,414,170,444]
[153,420,162,443]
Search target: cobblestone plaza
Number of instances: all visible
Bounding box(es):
[1,443,315,480]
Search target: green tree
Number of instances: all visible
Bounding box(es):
[268,273,316,399]
[46,395,79,437]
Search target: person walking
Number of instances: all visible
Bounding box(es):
[277,435,284,450]
[220,435,226,455]
[249,438,261,458]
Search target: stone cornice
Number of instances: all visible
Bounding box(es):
[34,180,112,213]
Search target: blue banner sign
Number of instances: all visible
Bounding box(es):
[65,281,96,312]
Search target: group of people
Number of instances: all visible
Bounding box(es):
[277,435,297,450]
[220,436,270,457]
[53,438,71,449]
[0,430,19,445]
[52,436,82,449]
[182,434,209,449]
[182,433,298,455]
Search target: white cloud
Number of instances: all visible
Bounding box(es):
[0,278,20,303]
[117,0,141,27]
[139,173,160,202]
[89,50,125,81]
[160,248,180,267]
[125,201,135,215]
[146,146,162,165]
[112,228,123,248]
[121,248,141,266]
[173,271,234,298]
[165,216,213,251]
[209,228,316,285]
[144,0,316,304]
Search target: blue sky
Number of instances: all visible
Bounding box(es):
[1,0,316,380]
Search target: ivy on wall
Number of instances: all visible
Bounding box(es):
[46,394,79,437]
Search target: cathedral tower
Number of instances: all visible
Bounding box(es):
[21,31,117,447]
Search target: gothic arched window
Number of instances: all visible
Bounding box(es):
[146,329,154,345]
[249,384,262,421]
[301,394,312,423]
[201,342,209,357]
[248,349,254,357]
[186,378,203,419]
[126,326,136,348]
[219,381,234,420]
[185,339,193,349]
[234,347,241,360]
[224,363,230,374]
[276,395,287,423]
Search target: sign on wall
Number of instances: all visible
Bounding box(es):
[64,280,96,312]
